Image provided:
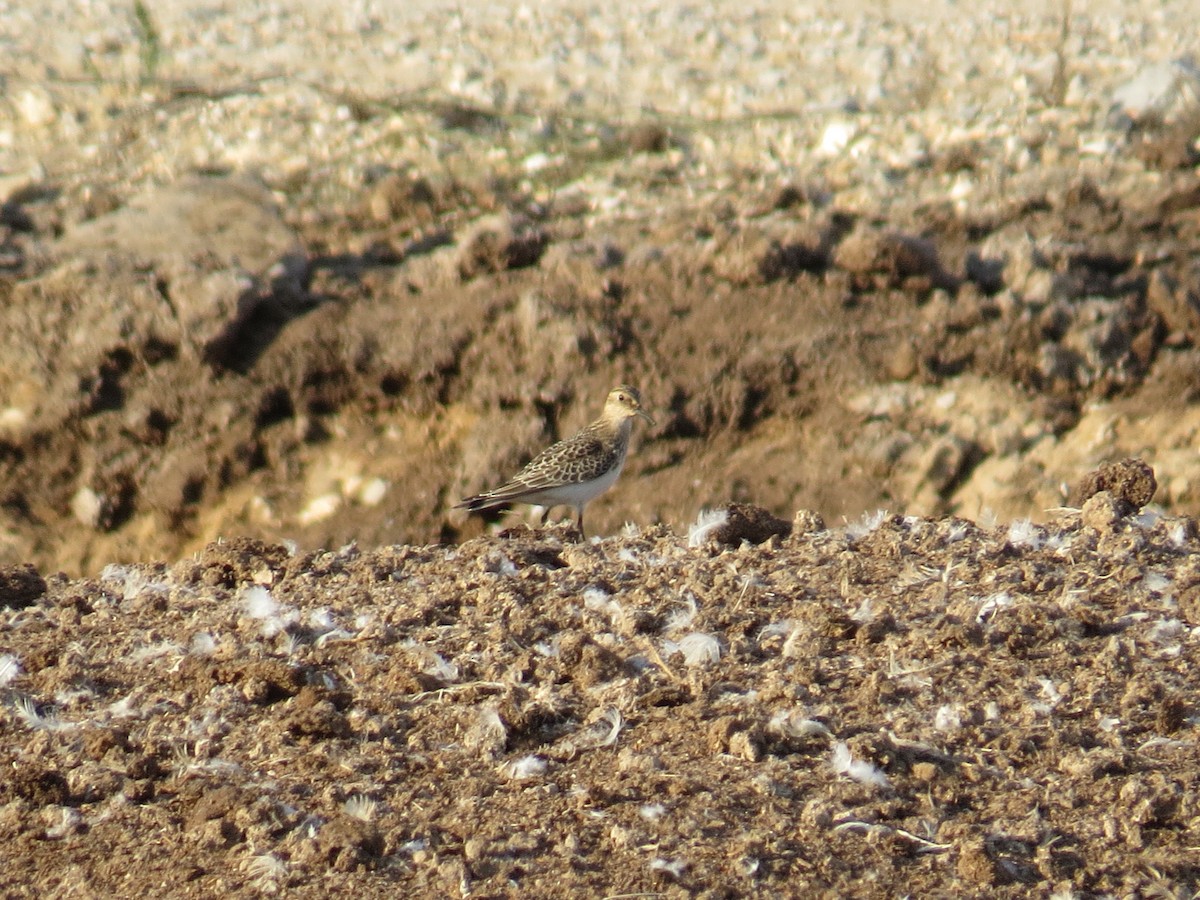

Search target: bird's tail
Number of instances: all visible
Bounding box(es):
[456,494,499,512]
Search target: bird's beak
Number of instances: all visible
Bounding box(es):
[637,409,656,426]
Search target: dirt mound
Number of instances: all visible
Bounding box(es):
[5,163,1200,575]
[4,0,1200,578]
[2,496,1199,896]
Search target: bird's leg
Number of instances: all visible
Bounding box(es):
[575,507,586,540]
[540,506,552,527]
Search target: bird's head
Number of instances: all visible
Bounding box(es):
[606,385,655,425]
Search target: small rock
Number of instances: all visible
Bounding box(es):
[885,341,918,380]
[977,232,1048,301]
[912,762,939,782]
[1110,59,1200,127]
[772,183,807,210]
[816,120,858,156]
[14,87,57,127]
[1081,491,1121,534]
[143,450,207,516]
[70,487,104,528]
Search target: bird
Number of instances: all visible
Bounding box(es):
[457,385,655,536]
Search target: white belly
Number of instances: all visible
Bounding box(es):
[524,458,624,508]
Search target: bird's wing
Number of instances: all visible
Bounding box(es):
[460,433,612,509]
[500,434,610,492]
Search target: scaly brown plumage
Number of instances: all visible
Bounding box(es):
[457,385,654,536]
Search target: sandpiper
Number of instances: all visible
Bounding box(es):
[457,385,655,536]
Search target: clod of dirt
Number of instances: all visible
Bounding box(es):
[791,508,827,537]
[832,226,954,290]
[457,214,548,278]
[314,815,385,871]
[556,632,626,687]
[758,229,830,281]
[708,503,791,546]
[1146,269,1200,340]
[1133,126,1200,171]
[363,172,448,225]
[624,121,670,154]
[186,784,243,831]
[0,563,45,608]
[283,685,351,738]
[189,537,292,587]
[0,762,71,805]
[1076,457,1157,512]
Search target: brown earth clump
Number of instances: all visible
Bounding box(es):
[1077,457,1158,512]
